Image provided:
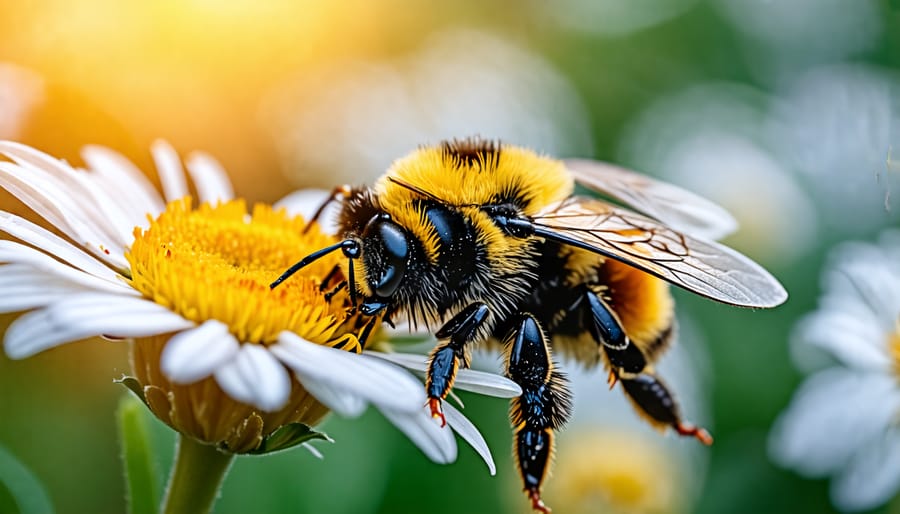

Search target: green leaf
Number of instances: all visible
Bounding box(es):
[117,394,161,514]
[0,444,54,514]
[249,423,331,455]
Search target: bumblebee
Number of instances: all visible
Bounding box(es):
[271,138,787,513]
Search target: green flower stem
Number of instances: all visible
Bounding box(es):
[160,435,234,514]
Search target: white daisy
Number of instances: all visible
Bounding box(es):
[769,230,900,511]
[0,140,516,464]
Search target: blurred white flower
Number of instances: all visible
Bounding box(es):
[619,82,817,264]
[260,28,592,188]
[713,0,882,81]
[0,63,44,139]
[530,0,700,37]
[539,315,712,514]
[770,230,900,512]
[766,64,900,231]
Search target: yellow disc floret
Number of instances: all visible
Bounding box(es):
[127,198,351,347]
[126,198,368,452]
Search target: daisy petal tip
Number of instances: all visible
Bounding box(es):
[444,402,496,475]
[302,442,325,460]
[383,406,458,465]
[159,321,237,384]
[3,338,35,360]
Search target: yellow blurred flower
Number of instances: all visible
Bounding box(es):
[546,428,682,514]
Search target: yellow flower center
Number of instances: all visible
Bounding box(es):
[126,198,356,348]
[546,429,683,514]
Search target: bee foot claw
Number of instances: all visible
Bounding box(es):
[428,397,446,427]
[606,369,618,390]
[528,490,551,514]
[676,422,713,445]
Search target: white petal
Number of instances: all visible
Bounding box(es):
[826,244,900,329]
[0,240,135,295]
[161,320,240,384]
[794,309,889,371]
[272,332,425,414]
[443,402,495,475]
[0,161,71,234]
[4,293,194,359]
[301,442,325,460]
[214,344,291,412]
[0,264,99,312]
[367,351,522,398]
[0,141,93,192]
[80,171,153,233]
[831,428,900,512]
[185,152,234,204]
[81,145,165,218]
[151,140,189,202]
[768,368,900,476]
[63,168,137,246]
[0,142,96,200]
[0,162,129,269]
[0,145,133,251]
[0,163,122,255]
[295,375,368,418]
[273,189,338,234]
[0,211,124,282]
[381,405,457,464]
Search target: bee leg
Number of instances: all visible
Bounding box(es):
[323,281,348,302]
[303,184,351,233]
[505,313,571,514]
[586,291,711,444]
[619,373,713,445]
[585,291,646,374]
[426,302,490,426]
[318,263,343,291]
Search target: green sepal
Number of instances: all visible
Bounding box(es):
[248,423,331,455]
[115,375,148,406]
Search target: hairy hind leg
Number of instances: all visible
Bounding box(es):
[586,289,710,444]
[505,313,572,513]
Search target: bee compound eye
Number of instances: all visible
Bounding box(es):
[373,219,409,298]
[377,221,409,262]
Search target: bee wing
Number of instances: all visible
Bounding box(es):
[564,159,738,240]
[531,197,787,308]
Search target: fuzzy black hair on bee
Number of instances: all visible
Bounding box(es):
[439,137,502,166]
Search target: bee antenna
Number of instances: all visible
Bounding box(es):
[270,239,359,289]
[302,185,351,234]
[387,177,445,204]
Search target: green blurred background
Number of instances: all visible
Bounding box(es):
[1,1,899,513]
